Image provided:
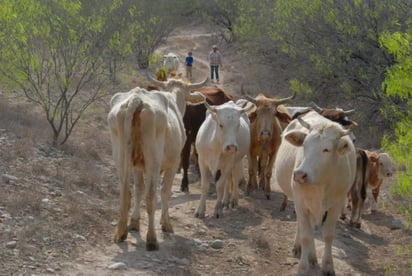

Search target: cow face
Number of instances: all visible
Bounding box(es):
[206,101,252,154]
[378,153,395,177]
[253,102,278,141]
[285,123,353,185]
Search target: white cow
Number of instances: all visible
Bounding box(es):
[195,101,253,218]
[163,52,180,72]
[108,77,206,250]
[274,111,356,275]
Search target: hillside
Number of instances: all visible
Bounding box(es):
[0,23,411,276]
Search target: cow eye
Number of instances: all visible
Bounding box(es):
[322,148,330,153]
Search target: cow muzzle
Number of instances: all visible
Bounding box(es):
[293,170,308,184]
[224,145,238,154]
[259,130,271,141]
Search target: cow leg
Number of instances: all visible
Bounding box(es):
[129,170,144,231]
[295,205,317,275]
[321,206,341,276]
[180,138,191,192]
[349,188,362,228]
[195,162,210,218]
[264,154,276,200]
[247,154,258,195]
[114,180,131,242]
[229,162,243,208]
[160,167,176,233]
[145,169,159,251]
[215,171,230,218]
[280,194,288,212]
[371,186,380,213]
[114,149,131,243]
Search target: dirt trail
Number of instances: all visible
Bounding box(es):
[58,24,412,276]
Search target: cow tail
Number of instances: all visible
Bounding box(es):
[125,96,144,167]
[359,149,368,201]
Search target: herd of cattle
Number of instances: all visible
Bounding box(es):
[107,76,395,275]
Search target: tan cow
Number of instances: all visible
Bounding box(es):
[108,77,205,250]
[245,93,295,199]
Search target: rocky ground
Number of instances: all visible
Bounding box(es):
[0,23,411,276]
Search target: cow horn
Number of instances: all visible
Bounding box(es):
[146,71,165,87]
[242,102,255,113]
[340,128,352,137]
[275,92,296,105]
[245,95,257,104]
[188,77,208,89]
[297,117,311,130]
[203,101,217,113]
[310,101,323,112]
[344,109,355,115]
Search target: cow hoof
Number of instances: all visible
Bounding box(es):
[321,270,336,276]
[340,214,346,220]
[195,211,205,219]
[180,185,188,192]
[265,193,271,200]
[114,231,128,243]
[146,241,159,251]
[161,223,174,233]
[350,221,361,229]
[128,218,140,232]
[292,245,301,258]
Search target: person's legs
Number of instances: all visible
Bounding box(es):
[215,66,219,82]
[210,66,214,80]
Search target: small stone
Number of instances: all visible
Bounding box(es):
[108,262,127,270]
[210,239,224,249]
[2,174,17,184]
[390,219,403,230]
[6,241,17,249]
[74,234,86,241]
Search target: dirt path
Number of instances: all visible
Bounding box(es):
[57,24,412,276]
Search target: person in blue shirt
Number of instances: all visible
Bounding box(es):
[185,51,194,79]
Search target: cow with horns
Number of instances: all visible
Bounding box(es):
[244,92,296,199]
[195,100,253,218]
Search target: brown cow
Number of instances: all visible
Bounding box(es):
[180,86,233,192]
[245,93,295,199]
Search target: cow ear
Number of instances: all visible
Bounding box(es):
[186,91,206,105]
[284,130,306,147]
[337,138,351,155]
[248,111,257,123]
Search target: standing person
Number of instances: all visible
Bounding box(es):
[185,51,194,79]
[208,45,223,83]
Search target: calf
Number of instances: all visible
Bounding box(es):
[364,150,395,212]
[195,101,252,218]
